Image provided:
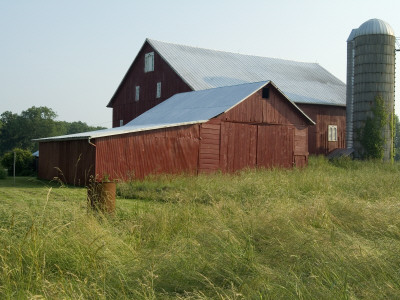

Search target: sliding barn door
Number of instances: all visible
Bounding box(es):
[219,122,257,172]
[198,123,221,173]
[257,125,294,168]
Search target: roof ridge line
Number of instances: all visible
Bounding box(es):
[147,38,314,65]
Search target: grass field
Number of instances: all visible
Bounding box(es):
[1,157,400,299]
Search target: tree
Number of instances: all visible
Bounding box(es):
[58,121,106,135]
[0,111,23,155]
[0,106,106,156]
[1,148,35,176]
[359,96,392,160]
[0,106,59,155]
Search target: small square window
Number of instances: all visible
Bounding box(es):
[144,52,154,72]
[156,82,161,98]
[262,87,269,99]
[135,86,140,101]
[328,125,338,142]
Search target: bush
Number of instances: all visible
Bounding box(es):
[359,96,391,160]
[0,166,6,179]
[0,148,35,176]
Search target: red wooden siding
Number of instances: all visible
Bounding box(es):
[38,83,314,185]
[297,104,346,155]
[109,42,192,128]
[94,125,200,180]
[294,126,309,167]
[219,122,257,172]
[218,123,308,171]
[257,125,294,168]
[38,140,95,185]
[218,86,308,126]
[198,122,221,173]
[216,83,310,172]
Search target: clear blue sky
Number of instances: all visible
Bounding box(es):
[1,0,400,128]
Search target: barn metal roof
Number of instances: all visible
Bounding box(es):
[35,81,314,142]
[147,39,346,106]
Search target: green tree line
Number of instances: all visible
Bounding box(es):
[0,106,106,156]
[1,106,400,168]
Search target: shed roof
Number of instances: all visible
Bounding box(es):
[36,81,314,142]
[144,39,345,106]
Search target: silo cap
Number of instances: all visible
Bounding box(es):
[354,18,395,38]
[347,29,358,42]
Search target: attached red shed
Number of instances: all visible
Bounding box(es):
[38,81,314,185]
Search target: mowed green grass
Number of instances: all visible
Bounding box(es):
[1,157,400,299]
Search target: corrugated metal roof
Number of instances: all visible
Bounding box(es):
[126,81,269,126]
[127,80,314,126]
[36,81,314,142]
[34,121,204,142]
[147,39,346,106]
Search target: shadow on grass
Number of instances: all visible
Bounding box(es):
[0,176,82,189]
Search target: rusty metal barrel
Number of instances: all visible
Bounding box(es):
[87,182,116,213]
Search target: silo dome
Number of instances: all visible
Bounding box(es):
[354,18,395,37]
[347,29,358,42]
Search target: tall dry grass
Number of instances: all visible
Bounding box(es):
[1,157,400,299]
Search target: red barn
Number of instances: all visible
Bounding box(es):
[107,39,346,155]
[37,81,314,185]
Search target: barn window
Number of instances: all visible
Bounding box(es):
[144,52,154,72]
[135,86,140,101]
[156,82,161,98]
[120,120,123,127]
[262,87,269,99]
[328,125,338,142]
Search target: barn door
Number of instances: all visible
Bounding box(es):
[293,126,308,167]
[198,123,221,173]
[257,125,294,168]
[219,122,257,173]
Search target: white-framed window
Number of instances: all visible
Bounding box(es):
[120,119,123,127]
[328,125,338,142]
[135,86,140,101]
[144,52,154,72]
[156,82,161,98]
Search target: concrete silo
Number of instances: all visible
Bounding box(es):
[346,19,396,160]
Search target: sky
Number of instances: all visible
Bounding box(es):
[1,0,400,128]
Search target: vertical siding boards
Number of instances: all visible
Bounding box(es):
[109,42,193,128]
[216,84,310,171]
[95,125,200,180]
[198,123,221,173]
[297,104,346,155]
[219,86,309,127]
[38,140,95,185]
[219,122,257,172]
[294,126,308,167]
[256,125,294,168]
